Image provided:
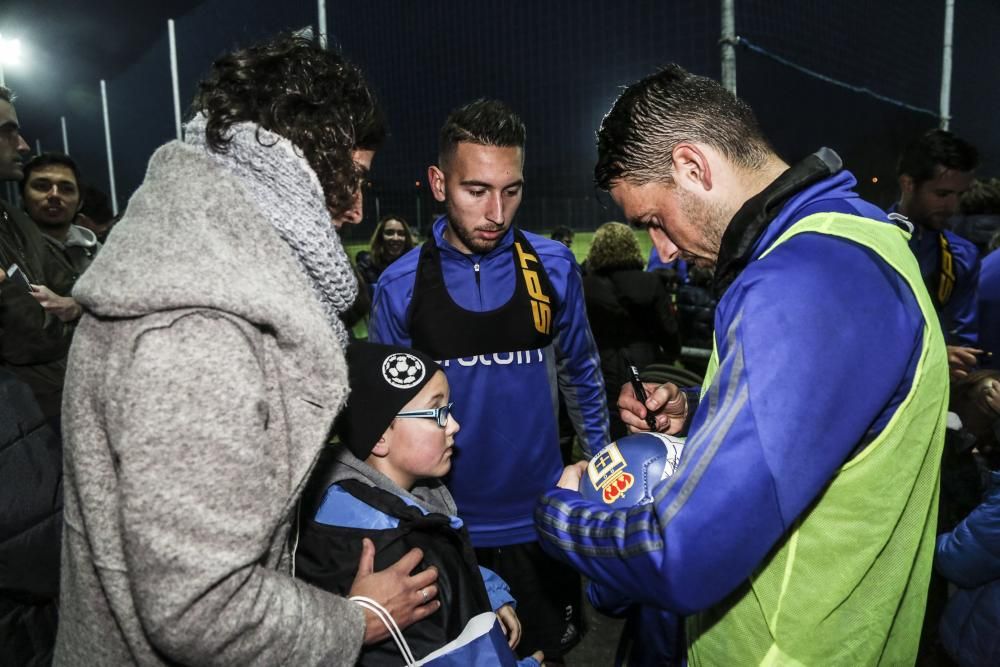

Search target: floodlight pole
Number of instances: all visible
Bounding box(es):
[100,80,119,216]
[939,0,955,130]
[317,0,328,49]
[168,19,183,140]
[61,116,69,154]
[721,0,737,94]
[35,139,41,155]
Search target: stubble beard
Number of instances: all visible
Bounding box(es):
[445,201,507,255]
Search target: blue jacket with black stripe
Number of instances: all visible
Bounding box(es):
[534,161,926,615]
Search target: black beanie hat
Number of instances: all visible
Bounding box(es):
[335,342,443,459]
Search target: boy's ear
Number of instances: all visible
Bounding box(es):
[370,434,390,458]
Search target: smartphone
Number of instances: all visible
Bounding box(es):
[623,355,658,430]
[6,263,34,291]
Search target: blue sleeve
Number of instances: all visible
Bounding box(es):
[535,235,923,614]
[586,580,631,617]
[978,254,1000,366]
[369,269,415,347]
[936,482,1000,588]
[547,253,609,457]
[479,566,515,611]
[943,243,980,346]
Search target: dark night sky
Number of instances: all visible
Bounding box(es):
[2,1,999,240]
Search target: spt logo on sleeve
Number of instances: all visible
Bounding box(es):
[515,242,552,334]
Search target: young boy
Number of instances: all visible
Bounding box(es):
[295,342,542,665]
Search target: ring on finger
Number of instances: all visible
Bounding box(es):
[420,588,428,603]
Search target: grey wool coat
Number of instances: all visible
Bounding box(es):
[55,140,366,665]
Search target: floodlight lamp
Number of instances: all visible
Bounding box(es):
[0,36,23,66]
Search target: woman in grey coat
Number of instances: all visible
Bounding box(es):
[54,35,439,666]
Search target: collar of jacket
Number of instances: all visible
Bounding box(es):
[712,147,843,299]
[431,214,517,260]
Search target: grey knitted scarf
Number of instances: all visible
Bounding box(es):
[184,114,357,347]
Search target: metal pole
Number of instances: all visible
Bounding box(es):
[100,80,119,216]
[939,0,955,130]
[34,138,41,155]
[168,19,183,140]
[317,0,328,49]
[721,0,737,94]
[61,116,69,154]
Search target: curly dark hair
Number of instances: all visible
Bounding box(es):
[194,34,386,218]
[369,214,416,267]
[587,222,644,272]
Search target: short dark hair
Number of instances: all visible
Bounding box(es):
[961,178,1000,216]
[438,99,526,165]
[551,226,574,243]
[20,152,81,195]
[0,86,12,104]
[897,129,978,185]
[194,34,386,218]
[595,64,772,190]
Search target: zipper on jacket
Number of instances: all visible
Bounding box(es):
[474,263,480,287]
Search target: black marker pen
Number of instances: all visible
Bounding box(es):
[624,355,657,431]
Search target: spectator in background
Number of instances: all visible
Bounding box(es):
[955,177,1000,255]
[551,225,574,249]
[646,246,688,286]
[583,222,680,439]
[673,264,717,375]
[894,129,982,379]
[21,153,101,279]
[980,231,1000,370]
[73,184,116,243]
[357,214,417,293]
[55,35,439,666]
[935,370,1000,667]
[0,87,78,422]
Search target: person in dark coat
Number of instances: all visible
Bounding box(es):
[935,370,1000,666]
[583,222,680,438]
[0,369,63,666]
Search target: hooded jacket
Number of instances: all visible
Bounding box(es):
[54,139,365,666]
[296,447,533,666]
[42,223,101,279]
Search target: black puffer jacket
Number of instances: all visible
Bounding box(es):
[583,267,681,439]
[0,369,62,666]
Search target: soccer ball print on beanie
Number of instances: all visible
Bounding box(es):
[383,352,427,389]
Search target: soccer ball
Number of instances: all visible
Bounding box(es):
[580,432,685,508]
[381,352,426,388]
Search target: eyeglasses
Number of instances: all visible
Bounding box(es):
[396,402,454,428]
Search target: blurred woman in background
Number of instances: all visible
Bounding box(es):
[583,222,681,439]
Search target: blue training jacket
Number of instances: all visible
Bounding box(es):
[936,469,1000,666]
[978,251,1000,368]
[370,218,609,546]
[534,169,925,615]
